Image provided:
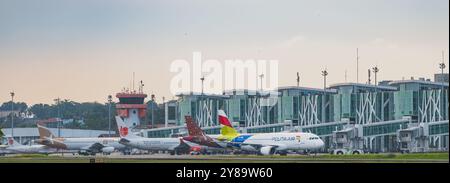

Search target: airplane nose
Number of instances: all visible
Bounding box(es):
[317,139,325,148]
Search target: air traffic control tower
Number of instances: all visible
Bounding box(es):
[116,83,147,128]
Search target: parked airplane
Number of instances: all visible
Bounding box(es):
[115,116,191,155]
[35,125,126,155]
[183,110,325,155]
[182,116,229,154]
[2,136,57,154]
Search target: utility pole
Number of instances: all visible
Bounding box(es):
[368,69,371,85]
[10,92,14,137]
[108,95,112,136]
[321,69,328,90]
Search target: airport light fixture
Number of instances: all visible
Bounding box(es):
[10,91,14,137]
[259,74,264,92]
[200,76,205,95]
[108,95,113,136]
[372,66,379,86]
[321,69,328,89]
[54,98,61,137]
[439,52,446,120]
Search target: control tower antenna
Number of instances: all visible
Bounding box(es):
[139,80,144,93]
[132,72,135,92]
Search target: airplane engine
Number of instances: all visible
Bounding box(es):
[101,146,115,153]
[240,145,257,152]
[260,146,275,155]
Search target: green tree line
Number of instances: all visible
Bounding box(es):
[0,100,166,130]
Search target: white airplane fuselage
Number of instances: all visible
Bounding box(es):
[229,132,325,154]
[6,145,56,154]
[59,137,125,150]
[120,137,181,151]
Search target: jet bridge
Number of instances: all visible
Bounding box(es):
[331,124,364,154]
[397,121,449,153]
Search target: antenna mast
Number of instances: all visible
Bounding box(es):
[345,70,348,82]
[132,72,135,92]
[356,48,359,83]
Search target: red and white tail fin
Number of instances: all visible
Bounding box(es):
[218,110,233,128]
[115,116,139,139]
[185,116,204,136]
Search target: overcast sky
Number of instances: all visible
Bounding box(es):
[0,0,448,104]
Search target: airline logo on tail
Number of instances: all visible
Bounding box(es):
[7,137,16,146]
[218,110,232,127]
[185,116,204,136]
[218,110,240,141]
[183,116,222,148]
[115,116,138,139]
[119,126,129,137]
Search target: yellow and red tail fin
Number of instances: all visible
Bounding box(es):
[218,110,239,141]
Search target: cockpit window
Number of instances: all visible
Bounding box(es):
[309,137,320,140]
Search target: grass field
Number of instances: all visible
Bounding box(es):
[0,153,448,163]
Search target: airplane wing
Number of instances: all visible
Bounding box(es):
[82,143,107,153]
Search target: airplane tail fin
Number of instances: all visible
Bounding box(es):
[218,110,239,141]
[185,116,204,136]
[6,136,22,147]
[37,124,55,139]
[115,116,139,139]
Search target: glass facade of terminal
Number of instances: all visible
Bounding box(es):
[146,80,448,152]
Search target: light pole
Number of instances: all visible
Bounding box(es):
[151,94,155,128]
[296,72,300,87]
[321,69,328,90]
[200,76,205,95]
[10,92,14,137]
[439,56,446,121]
[54,98,61,137]
[356,48,360,83]
[259,74,264,92]
[372,66,379,86]
[108,95,112,136]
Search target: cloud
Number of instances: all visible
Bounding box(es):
[280,35,307,48]
[370,38,398,49]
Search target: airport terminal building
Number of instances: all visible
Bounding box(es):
[144,77,449,153]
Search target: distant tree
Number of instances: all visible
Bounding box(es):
[29,103,56,119]
[64,120,85,129]
[0,102,28,112]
